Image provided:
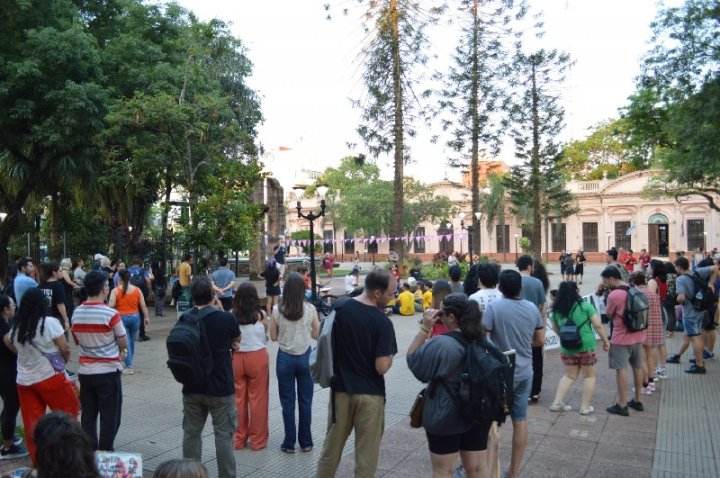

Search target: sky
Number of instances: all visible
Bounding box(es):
[174,0,660,186]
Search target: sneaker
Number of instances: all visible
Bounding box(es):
[640,386,652,395]
[0,443,29,459]
[685,364,707,374]
[666,355,681,364]
[579,406,594,415]
[123,368,134,375]
[549,402,572,412]
[647,382,656,391]
[12,436,23,446]
[606,403,629,416]
[627,399,644,411]
[703,350,715,360]
[656,369,668,380]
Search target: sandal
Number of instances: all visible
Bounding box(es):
[301,446,313,452]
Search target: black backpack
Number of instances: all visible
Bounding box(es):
[617,285,650,332]
[166,307,215,387]
[448,332,514,427]
[689,272,716,313]
[558,302,588,350]
[129,271,148,297]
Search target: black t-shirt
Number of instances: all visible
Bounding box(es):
[38,281,66,320]
[0,320,17,368]
[182,309,239,397]
[333,299,398,396]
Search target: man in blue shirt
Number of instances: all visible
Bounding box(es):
[127,257,151,341]
[14,258,38,308]
[517,255,547,402]
[211,258,236,311]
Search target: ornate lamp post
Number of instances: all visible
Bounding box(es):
[294,184,329,303]
[458,212,466,256]
[514,233,519,259]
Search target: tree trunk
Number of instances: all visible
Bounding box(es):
[50,191,58,259]
[390,0,405,266]
[530,59,542,258]
[470,0,481,256]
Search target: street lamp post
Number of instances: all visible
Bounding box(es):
[514,233,519,259]
[607,232,612,250]
[460,212,477,265]
[703,231,708,253]
[294,184,329,304]
[458,212,466,257]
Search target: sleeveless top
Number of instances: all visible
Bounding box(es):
[115,287,141,315]
[239,321,267,352]
[274,302,314,355]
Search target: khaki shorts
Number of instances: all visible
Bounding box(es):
[608,343,644,370]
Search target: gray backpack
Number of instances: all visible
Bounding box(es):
[309,309,336,388]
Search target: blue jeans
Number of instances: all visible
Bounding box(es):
[121,313,140,368]
[276,348,313,449]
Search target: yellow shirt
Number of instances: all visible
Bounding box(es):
[422,290,433,309]
[177,262,192,286]
[398,291,416,316]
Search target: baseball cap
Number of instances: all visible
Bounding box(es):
[94,253,104,260]
[407,277,417,287]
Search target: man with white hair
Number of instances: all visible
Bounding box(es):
[92,254,104,272]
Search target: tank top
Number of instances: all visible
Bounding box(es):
[239,321,267,352]
[115,287,141,315]
[274,302,314,355]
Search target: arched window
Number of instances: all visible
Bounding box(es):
[648,213,669,224]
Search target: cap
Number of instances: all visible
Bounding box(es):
[94,253,104,260]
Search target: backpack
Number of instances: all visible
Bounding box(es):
[448,332,514,427]
[558,302,588,350]
[166,306,215,387]
[689,272,716,313]
[665,274,678,306]
[309,309,336,388]
[617,285,649,331]
[129,270,148,297]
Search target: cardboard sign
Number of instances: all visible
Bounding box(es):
[96,451,142,478]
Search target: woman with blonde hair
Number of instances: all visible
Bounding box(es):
[108,269,149,375]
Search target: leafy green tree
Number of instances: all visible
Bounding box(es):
[325,1,443,265]
[504,49,575,257]
[437,0,527,254]
[0,0,106,275]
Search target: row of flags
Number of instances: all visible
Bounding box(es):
[285,233,468,247]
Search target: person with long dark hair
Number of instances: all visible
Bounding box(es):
[3,289,79,466]
[260,259,280,318]
[463,264,479,296]
[407,293,493,478]
[231,282,269,451]
[33,412,99,478]
[269,272,320,453]
[0,294,28,459]
[37,262,71,333]
[548,282,609,415]
[151,260,167,317]
[108,269,149,375]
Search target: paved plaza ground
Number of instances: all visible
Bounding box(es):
[1,262,718,477]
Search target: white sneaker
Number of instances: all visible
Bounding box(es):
[549,402,572,412]
[579,406,594,415]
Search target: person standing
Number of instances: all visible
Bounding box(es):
[13,258,37,309]
[0,295,29,459]
[151,260,167,317]
[516,255,547,403]
[260,259,280,318]
[212,258,236,312]
[274,239,287,280]
[322,252,335,279]
[468,262,502,312]
[602,266,646,416]
[482,270,545,478]
[181,277,240,478]
[176,253,193,311]
[71,271,127,451]
[270,273,320,453]
[127,258,152,342]
[231,283,269,451]
[316,270,398,478]
[108,270,149,375]
[3,288,79,466]
[72,258,87,286]
[575,250,587,285]
[639,249,652,275]
[37,263,71,334]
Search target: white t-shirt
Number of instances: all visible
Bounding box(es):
[12,316,65,386]
[345,274,358,293]
[469,288,502,312]
[238,322,267,352]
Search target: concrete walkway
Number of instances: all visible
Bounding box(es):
[0,262,717,477]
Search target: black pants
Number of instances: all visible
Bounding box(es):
[531,345,543,397]
[79,371,123,451]
[0,364,19,442]
[664,303,677,332]
[219,296,233,312]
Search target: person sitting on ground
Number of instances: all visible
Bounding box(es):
[345,268,360,294]
[153,459,209,478]
[420,280,433,310]
[407,277,424,312]
[448,264,464,294]
[392,283,416,316]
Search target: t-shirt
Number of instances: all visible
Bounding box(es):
[422,290,433,309]
[334,299,398,396]
[12,316,65,386]
[14,273,38,309]
[677,266,713,322]
[0,320,17,369]
[606,287,645,345]
[482,297,543,382]
[177,262,192,286]
[520,275,546,308]
[397,290,415,316]
[71,302,126,374]
[275,246,286,264]
[345,274,358,294]
[407,333,467,435]
[469,288,502,312]
[73,267,86,284]
[550,301,597,354]
[38,280,67,322]
[182,309,239,397]
[451,282,464,294]
[211,268,236,298]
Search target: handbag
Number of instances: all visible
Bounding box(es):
[409,388,426,428]
[30,340,66,372]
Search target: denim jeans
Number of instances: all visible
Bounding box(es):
[121,313,140,368]
[276,347,314,449]
[79,371,123,451]
[154,290,166,316]
[182,393,236,478]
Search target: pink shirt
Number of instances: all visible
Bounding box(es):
[606,287,645,345]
